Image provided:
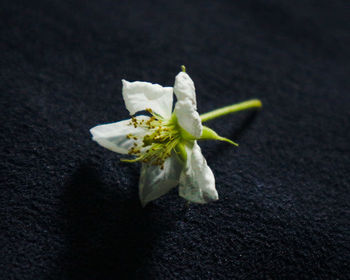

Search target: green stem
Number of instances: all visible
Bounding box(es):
[200,99,262,122]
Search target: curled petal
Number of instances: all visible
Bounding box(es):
[174,99,202,139]
[90,116,149,154]
[122,80,173,118]
[173,71,197,109]
[179,142,218,204]
[139,153,183,207]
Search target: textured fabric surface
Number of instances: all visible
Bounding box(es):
[1,0,349,279]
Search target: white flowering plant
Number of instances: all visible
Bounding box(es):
[90,66,261,206]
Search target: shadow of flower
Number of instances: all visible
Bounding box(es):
[62,164,157,279]
[205,111,259,163]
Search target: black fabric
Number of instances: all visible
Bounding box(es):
[1,0,349,279]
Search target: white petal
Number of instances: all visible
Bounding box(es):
[174,99,202,138]
[90,116,149,155]
[173,72,197,109]
[122,80,173,118]
[179,142,218,204]
[139,153,183,207]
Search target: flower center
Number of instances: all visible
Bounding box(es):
[122,109,182,169]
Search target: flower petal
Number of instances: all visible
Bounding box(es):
[173,71,197,109]
[179,142,218,204]
[174,99,203,138]
[139,153,183,207]
[122,80,173,118]
[90,116,149,155]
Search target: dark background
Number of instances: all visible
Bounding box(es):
[1,0,349,279]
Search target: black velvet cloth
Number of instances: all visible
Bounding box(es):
[1,1,349,279]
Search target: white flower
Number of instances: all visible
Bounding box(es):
[90,70,236,206]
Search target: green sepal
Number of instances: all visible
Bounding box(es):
[199,126,238,146]
[174,141,187,162]
[180,126,196,141]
